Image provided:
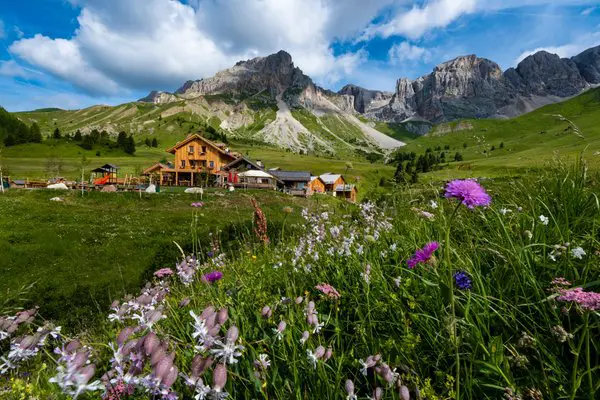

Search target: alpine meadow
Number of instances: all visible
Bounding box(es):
[0,1,600,400]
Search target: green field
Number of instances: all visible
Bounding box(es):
[0,189,340,328]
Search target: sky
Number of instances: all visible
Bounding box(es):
[1,0,599,111]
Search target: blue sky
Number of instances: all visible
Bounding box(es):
[1,0,599,111]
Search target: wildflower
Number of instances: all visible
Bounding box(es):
[372,387,383,400]
[523,230,533,240]
[359,356,378,376]
[571,247,586,259]
[517,332,536,348]
[299,331,310,345]
[324,347,333,361]
[557,287,600,311]
[306,349,319,369]
[429,200,438,209]
[273,321,286,341]
[295,296,304,305]
[261,306,272,319]
[551,325,573,343]
[282,206,293,214]
[254,354,270,370]
[551,277,572,287]
[345,379,357,400]
[399,385,410,400]
[210,326,244,364]
[453,271,472,290]
[444,179,491,208]
[499,208,512,215]
[419,210,435,220]
[315,283,341,299]
[407,242,439,269]
[393,277,401,288]
[202,271,223,283]
[191,202,204,208]
[179,297,191,308]
[539,215,549,225]
[153,268,173,278]
[251,198,269,245]
[361,264,371,283]
[212,363,228,398]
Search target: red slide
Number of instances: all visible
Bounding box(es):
[94,175,111,185]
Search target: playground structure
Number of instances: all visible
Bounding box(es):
[92,164,119,185]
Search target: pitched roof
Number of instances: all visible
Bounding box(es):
[320,173,342,184]
[165,134,236,161]
[222,156,263,171]
[91,163,119,173]
[269,170,311,182]
[143,163,171,175]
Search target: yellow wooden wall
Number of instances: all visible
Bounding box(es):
[309,178,325,193]
[173,138,232,172]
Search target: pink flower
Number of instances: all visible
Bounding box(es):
[315,283,341,299]
[445,179,491,208]
[202,271,223,283]
[154,268,174,278]
[557,287,600,311]
[191,202,204,208]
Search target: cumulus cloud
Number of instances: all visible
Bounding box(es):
[515,31,600,64]
[8,0,379,96]
[389,42,432,64]
[362,0,477,40]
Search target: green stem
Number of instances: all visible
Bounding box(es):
[585,313,593,398]
[570,316,587,400]
[445,203,462,400]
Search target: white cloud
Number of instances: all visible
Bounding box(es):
[0,60,42,79]
[362,0,477,40]
[515,31,600,64]
[582,7,596,16]
[389,42,432,64]
[8,0,379,95]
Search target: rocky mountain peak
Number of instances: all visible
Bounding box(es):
[337,84,393,113]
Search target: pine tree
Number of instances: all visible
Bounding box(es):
[454,152,464,162]
[81,135,94,150]
[30,123,42,143]
[145,138,151,147]
[53,127,61,139]
[151,138,158,148]
[74,130,83,141]
[124,135,136,155]
[4,135,15,147]
[117,131,127,148]
[394,162,405,183]
[500,142,504,149]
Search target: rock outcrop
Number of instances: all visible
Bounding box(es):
[369,45,600,123]
[138,91,179,104]
[337,85,393,113]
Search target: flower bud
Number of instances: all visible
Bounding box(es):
[213,363,228,390]
[217,308,229,325]
[226,326,239,343]
[345,379,355,395]
[399,385,410,400]
[261,306,272,319]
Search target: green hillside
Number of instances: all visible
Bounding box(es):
[398,87,600,179]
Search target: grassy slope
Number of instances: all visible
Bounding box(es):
[0,189,337,328]
[400,88,600,179]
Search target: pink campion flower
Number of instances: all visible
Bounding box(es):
[407,242,439,269]
[202,271,223,283]
[444,179,491,208]
[315,283,341,299]
[557,287,600,311]
[191,202,204,208]
[154,268,173,278]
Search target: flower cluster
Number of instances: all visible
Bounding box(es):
[557,287,600,311]
[50,341,103,398]
[108,282,169,329]
[315,283,341,299]
[191,202,204,208]
[453,271,472,290]
[0,308,38,342]
[354,354,413,398]
[0,321,61,375]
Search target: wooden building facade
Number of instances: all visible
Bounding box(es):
[143,134,237,186]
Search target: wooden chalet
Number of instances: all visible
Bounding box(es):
[334,184,358,202]
[319,173,346,192]
[269,170,312,196]
[308,176,326,193]
[143,134,237,186]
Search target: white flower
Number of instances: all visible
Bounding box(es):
[359,359,370,376]
[539,215,549,225]
[306,349,319,369]
[429,200,438,209]
[571,247,586,259]
[500,208,512,215]
[210,340,245,365]
[393,277,401,288]
[312,321,325,334]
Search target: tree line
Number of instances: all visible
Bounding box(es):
[391,148,464,184]
[1,107,43,146]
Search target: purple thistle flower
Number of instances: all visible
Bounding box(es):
[202,271,223,283]
[453,271,472,290]
[444,179,491,208]
[407,242,439,269]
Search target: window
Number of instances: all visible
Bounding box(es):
[201,146,207,153]
[181,160,186,168]
[209,161,214,169]
[188,145,194,154]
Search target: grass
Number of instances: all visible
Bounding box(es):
[1,161,598,399]
[0,189,337,329]
[400,88,600,180]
